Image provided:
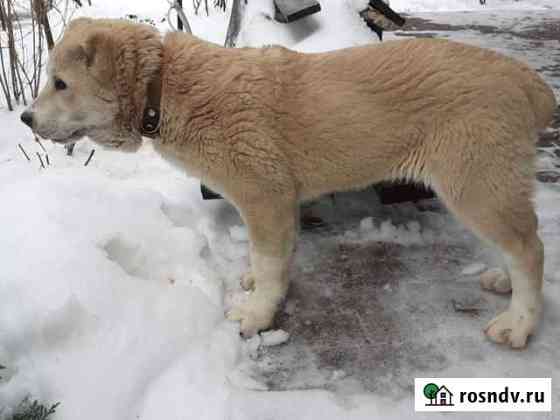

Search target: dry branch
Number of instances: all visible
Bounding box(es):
[33,0,54,50]
[18,143,30,161]
[36,151,45,168]
[34,135,47,152]
[84,149,95,166]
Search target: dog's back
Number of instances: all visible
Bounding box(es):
[243,38,556,196]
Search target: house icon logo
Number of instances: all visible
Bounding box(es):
[423,383,454,407]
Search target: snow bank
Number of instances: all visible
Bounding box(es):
[238,0,377,52]
[0,128,247,418]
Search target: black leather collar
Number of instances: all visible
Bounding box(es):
[141,71,162,138]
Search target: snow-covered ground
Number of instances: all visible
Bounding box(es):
[0,1,559,419]
[390,0,559,12]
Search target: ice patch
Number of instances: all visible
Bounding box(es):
[461,262,487,276]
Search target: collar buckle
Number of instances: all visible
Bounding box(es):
[142,106,160,136]
[141,71,162,138]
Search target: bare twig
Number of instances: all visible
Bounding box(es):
[34,135,47,152]
[224,0,245,48]
[167,0,192,33]
[451,299,481,314]
[0,0,54,107]
[45,154,50,165]
[36,151,45,168]
[33,0,54,50]
[84,149,95,166]
[18,143,30,161]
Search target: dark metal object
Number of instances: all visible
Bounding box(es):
[142,107,160,135]
[274,0,321,23]
[201,184,222,200]
[375,182,434,205]
[368,0,405,27]
[360,0,406,41]
[360,9,384,41]
[141,70,162,138]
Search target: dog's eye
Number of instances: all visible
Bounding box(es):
[54,78,67,91]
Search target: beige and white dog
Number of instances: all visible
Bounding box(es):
[22,18,556,348]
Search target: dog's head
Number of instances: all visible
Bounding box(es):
[21,18,162,152]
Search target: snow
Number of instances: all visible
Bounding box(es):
[1,1,560,420]
[358,219,426,246]
[229,225,249,242]
[260,330,290,347]
[239,0,377,51]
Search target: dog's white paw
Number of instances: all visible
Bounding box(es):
[227,294,276,338]
[480,268,512,294]
[484,307,538,349]
[240,271,255,291]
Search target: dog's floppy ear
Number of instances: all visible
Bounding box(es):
[78,29,115,85]
[84,29,113,67]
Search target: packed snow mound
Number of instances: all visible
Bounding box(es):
[239,0,377,51]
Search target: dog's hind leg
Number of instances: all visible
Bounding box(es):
[430,128,543,348]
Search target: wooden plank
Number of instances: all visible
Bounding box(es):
[274,0,321,23]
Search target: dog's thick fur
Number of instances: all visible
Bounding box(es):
[27,18,556,347]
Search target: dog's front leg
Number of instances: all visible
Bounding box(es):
[228,198,297,337]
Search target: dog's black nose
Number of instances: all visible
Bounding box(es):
[20,111,33,128]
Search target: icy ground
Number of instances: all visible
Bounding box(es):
[1,1,560,419]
